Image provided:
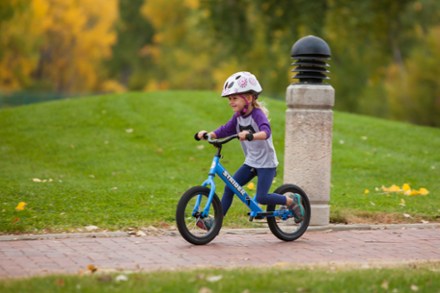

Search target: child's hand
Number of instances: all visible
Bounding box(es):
[238,131,256,141]
[197,131,208,140]
[238,131,250,141]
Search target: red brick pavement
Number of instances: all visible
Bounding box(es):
[0,225,439,279]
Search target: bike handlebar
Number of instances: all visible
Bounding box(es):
[208,134,238,145]
[194,132,238,146]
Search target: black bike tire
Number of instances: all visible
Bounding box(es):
[176,186,223,245]
[266,184,311,241]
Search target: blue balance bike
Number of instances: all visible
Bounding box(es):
[176,134,311,245]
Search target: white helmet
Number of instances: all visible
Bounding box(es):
[221,71,263,97]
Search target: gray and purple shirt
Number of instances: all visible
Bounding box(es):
[214,108,279,168]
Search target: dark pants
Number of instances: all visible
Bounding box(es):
[221,164,287,215]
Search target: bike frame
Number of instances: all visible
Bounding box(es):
[195,152,285,220]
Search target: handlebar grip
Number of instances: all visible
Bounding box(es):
[194,131,209,141]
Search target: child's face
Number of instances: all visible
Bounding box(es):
[227,94,252,113]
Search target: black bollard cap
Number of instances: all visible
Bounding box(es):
[291,35,331,84]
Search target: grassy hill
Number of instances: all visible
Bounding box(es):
[0,91,439,233]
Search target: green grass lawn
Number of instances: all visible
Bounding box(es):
[1,263,439,292]
[0,91,439,233]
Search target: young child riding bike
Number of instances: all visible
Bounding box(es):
[196,71,304,230]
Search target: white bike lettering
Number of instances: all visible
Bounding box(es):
[222,171,246,196]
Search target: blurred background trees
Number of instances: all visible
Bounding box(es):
[0,0,117,93]
[1,0,439,126]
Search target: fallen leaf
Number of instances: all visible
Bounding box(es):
[381,280,389,290]
[87,264,98,273]
[380,184,429,197]
[115,274,128,282]
[55,278,65,287]
[136,230,146,237]
[199,287,212,293]
[97,275,112,283]
[274,262,290,268]
[382,184,401,193]
[15,202,26,211]
[206,275,223,282]
[32,178,53,183]
[399,199,406,207]
[85,225,99,231]
[408,189,419,196]
[418,188,429,196]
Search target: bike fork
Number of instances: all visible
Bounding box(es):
[191,175,216,218]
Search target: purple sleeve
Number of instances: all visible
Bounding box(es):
[253,109,272,138]
[214,114,238,138]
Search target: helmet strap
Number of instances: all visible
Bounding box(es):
[239,95,251,116]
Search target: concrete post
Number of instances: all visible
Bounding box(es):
[283,36,335,226]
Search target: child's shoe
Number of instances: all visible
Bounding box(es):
[196,216,214,231]
[288,194,305,223]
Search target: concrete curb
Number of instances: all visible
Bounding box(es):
[1,223,439,242]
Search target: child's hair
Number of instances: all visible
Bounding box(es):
[252,95,269,118]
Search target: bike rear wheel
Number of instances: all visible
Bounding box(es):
[266,184,311,241]
[176,186,223,245]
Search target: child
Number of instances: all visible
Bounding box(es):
[196,71,304,230]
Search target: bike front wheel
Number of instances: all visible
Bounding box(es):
[266,184,311,241]
[176,186,223,245]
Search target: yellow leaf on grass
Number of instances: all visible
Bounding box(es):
[247,182,255,190]
[402,183,411,191]
[380,184,429,196]
[404,189,413,196]
[408,190,419,196]
[406,188,429,196]
[418,188,429,196]
[15,202,26,211]
[381,184,401,193]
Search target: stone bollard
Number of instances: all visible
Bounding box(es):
[283,35,335,226]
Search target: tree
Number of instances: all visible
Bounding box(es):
[31,0,118,93]
[140,0,217,90]
[105,0,154,90]
[0,0,45,91]
[386,26,440,126]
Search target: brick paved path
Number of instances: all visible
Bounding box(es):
[1,225,439,279]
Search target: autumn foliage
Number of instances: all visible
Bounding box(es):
[1,0,440,126]
[0,0,117,93]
